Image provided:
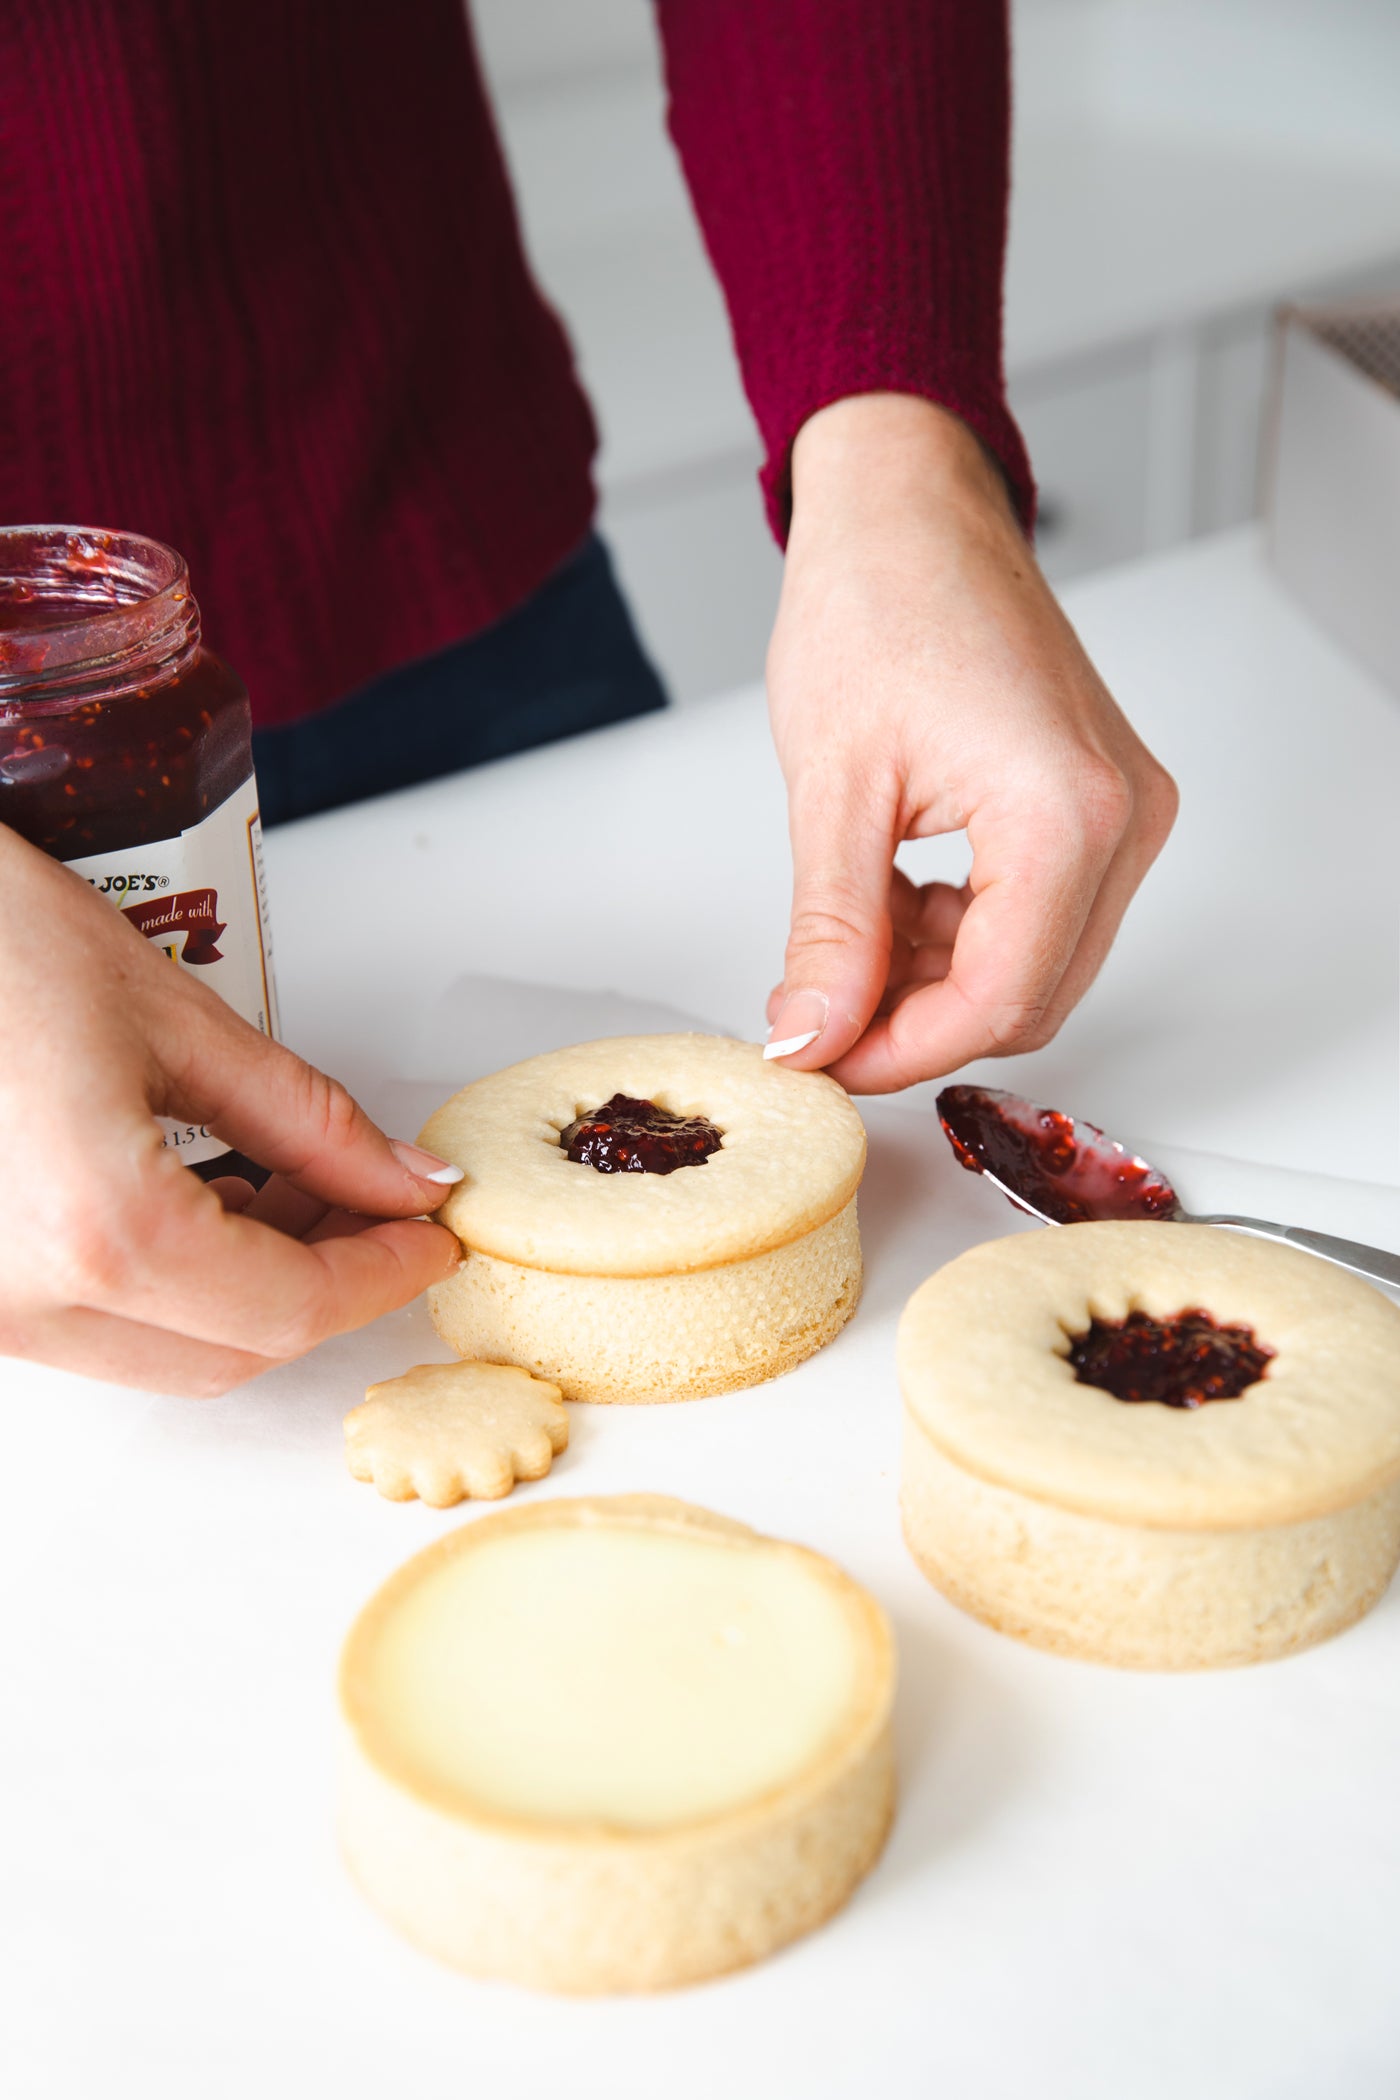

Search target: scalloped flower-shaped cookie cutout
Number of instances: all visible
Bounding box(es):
[345,1361,568,1507]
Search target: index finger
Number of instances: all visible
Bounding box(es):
[145,967,460,1217]
[826,811,1111,1091]
[80,1154,460,1357]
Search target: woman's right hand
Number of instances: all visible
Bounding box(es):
[0,827,460,1396]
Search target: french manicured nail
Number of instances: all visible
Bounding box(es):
[763,991,828,1060]
[391,1139,464,1185]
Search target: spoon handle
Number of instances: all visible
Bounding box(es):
[1195,1215,1400,1292]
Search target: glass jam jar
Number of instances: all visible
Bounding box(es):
[0,526,279,1179]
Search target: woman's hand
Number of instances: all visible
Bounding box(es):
[764,393,1178,1090]
[0,828,460,1395]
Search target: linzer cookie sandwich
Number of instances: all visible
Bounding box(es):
[418,1034,866,1402]
[898,1220,1400,1669]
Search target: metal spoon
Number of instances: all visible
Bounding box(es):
[936,1084,1400,1292]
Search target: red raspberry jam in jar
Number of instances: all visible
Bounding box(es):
[0,526,279,1180]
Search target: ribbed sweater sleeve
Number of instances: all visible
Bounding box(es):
[655,0,1034,540]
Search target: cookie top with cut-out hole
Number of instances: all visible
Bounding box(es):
[898,1221,1400,1528]
[419,1034,866,1277]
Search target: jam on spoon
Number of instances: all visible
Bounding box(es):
[936,1085,1180,1225]
[935,1084,1400,1296]
[560,1094,723,1175]
[1066,1307,1274,1408]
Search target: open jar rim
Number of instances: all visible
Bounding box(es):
[0,525,200,706]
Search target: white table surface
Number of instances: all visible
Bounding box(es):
[5,527,1400,2100]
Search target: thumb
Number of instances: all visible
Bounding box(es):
[765,771,894,1069]
[146,967,461,1215]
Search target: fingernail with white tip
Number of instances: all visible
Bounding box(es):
[762,990,829,1060]
[764,1028,821,1060]
[391,1139,464,1185]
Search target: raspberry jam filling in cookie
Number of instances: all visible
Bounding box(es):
[560,1094,724,1175]
[1066,1307,1274,1409]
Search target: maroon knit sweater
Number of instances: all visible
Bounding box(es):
[3,0,1032,730]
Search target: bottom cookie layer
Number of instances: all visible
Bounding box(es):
[340,1724,894,1994]
[337,1496,895,1993]
[901,1413,1400,1670]
[428,1197,861,1403]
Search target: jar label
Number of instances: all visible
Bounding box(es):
[63,774,280,1166]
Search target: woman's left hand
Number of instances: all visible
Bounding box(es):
[763,393,1178,1092]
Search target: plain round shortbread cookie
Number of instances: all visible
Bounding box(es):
[337,1495,896,1992]
[419,1035,866,1402]
[898,1221,1400,1669]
